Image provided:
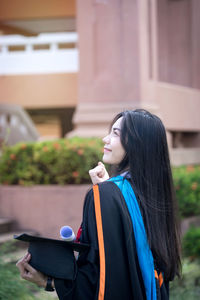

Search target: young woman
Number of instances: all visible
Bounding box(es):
[16,109,181,299]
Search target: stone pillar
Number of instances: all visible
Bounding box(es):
[70,0,159,137]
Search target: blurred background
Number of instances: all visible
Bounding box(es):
[0,0,77,142]
[0,1,200,299]
[0,0,199,165]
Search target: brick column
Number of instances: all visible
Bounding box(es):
[70,0,158,137]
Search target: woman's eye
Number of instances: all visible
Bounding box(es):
[113,130,118,136]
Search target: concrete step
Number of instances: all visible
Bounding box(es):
[0,218,14,234]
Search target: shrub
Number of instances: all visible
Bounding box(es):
[170,258,200,300]
[0,137,104,185]
[173,165,200,217]
[0,141,200,218]
[182,226,200,260]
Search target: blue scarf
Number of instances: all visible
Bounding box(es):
[109,175,157,300]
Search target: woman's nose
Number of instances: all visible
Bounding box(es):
[102,134,110,144]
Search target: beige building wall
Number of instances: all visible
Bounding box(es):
[0,0,200,165]
[0,0,75,20]
[0,73,77,109]
[157,0,200,89]
[71,0,200,165]
[0,0,77,137]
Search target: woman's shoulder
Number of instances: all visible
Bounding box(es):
[83,180,125,215]
[85,180,122,200]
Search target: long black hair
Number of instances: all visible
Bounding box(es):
[112,109,181,281]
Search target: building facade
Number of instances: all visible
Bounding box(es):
[0,0,200,165]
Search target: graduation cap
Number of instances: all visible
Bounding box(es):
[14,233,90,280]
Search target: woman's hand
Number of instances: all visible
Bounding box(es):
[89,162,109,185]
[16,253,47,288]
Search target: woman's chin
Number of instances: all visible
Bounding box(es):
[102,155,111,164]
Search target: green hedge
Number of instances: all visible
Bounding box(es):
[173,165,200,217]
[0,140,200,218]
[0,138,103,185]
[182,226,200,260]
[170,258,200,300]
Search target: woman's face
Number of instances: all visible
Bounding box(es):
[102,117,125,164]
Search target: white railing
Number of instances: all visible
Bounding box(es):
[0,104,40,146]
[0,32,79,75]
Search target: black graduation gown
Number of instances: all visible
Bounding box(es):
[54,181,169,300]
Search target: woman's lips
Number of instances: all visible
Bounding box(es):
[104,147,112,153]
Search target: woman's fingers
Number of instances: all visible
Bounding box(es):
[16,260,25,275]
[89,162,109,184]
[16,253,35,278]
[21,263,46,287]
[16,254,47,287]
[97,162,109,178]
[16,253,31,279]
[26,253,31,262]
[16,252,29,272]
[89,165,103,180]
[16,252,29,264]
[97,162,106,176]
[22,261,36,275]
